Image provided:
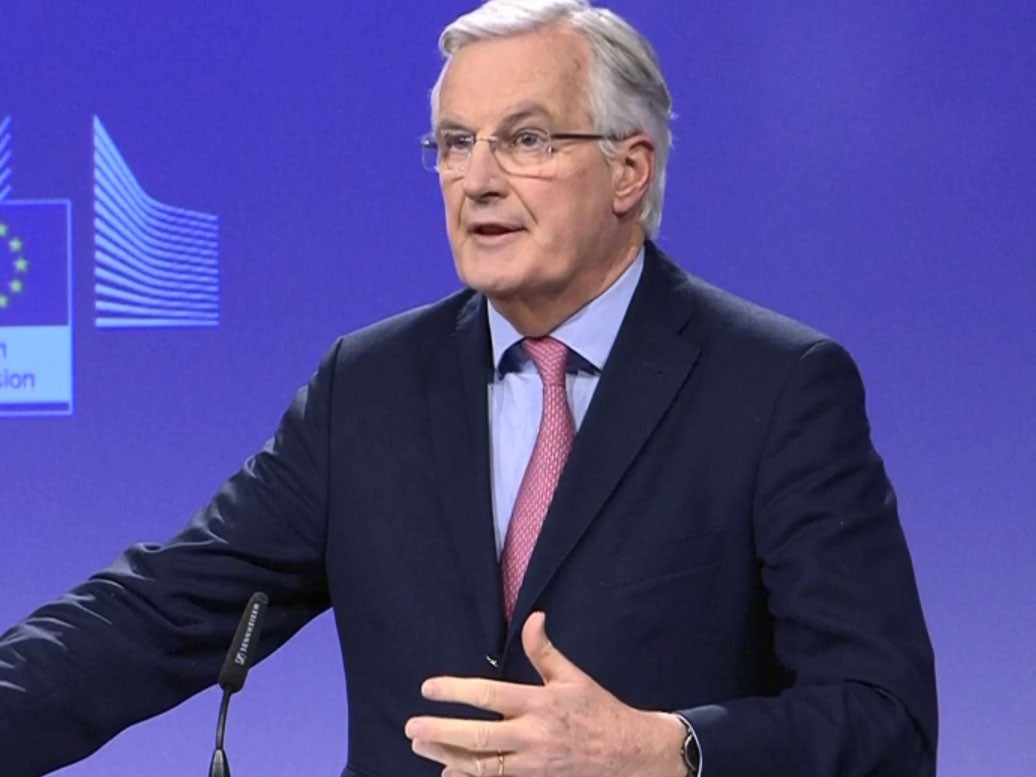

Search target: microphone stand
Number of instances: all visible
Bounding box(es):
[209,690,233,777]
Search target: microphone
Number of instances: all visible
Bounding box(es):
[209,592,269,777]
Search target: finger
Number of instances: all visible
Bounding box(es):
[405,715,523,753]
[421,676,534,716]
[521,611,580,684]
[410,736,454,767]
[411,738,506,777]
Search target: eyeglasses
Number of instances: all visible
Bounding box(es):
[419,128,612,178]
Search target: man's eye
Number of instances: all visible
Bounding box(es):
[442,134,475,152]
[510,130,548,151]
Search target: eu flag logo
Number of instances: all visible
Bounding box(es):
[0,202,70,327]
[0,199,73,416]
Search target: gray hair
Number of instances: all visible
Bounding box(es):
[430,0,673,237]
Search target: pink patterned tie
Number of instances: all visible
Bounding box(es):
[501,337,575,623]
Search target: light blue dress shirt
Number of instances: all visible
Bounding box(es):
[486,250,645,555]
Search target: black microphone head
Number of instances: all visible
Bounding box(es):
[218,592,269,693]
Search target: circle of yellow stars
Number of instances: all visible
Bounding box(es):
[0,221,30,311]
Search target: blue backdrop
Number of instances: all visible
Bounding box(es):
[1,1,1033,774]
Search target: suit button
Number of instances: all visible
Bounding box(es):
[485,653,500,668]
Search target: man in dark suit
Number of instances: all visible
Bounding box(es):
[0,1,936,775]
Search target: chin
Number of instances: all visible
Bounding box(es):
[454,253,518,295]
[460,272,523,299]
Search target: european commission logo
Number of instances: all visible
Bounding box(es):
[93,117,220,328]
[0,115,219,417]
[0,116,74,417]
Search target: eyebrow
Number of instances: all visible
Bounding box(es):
[434,102,557,135]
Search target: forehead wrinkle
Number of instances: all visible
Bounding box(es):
[498,102,556,126]
[436,102,560,136]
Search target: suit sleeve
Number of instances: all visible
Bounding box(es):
[0,339,344,777]
[681,340,937,777]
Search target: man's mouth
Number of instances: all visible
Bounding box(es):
[469,222,524,237]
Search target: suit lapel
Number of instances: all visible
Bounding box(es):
[507,247,702,642]
[425,295,507,652]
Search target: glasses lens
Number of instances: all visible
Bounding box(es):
[419,137,440,173]
[500,130,550,170]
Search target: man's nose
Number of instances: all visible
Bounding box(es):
[461,139,507,199]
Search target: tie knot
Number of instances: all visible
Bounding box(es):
[522,337,568,387]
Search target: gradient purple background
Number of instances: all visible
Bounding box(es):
[1,1,1033,774]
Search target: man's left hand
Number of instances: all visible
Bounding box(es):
[404,611,687,777]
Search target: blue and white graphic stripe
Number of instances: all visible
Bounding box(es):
[93,116,220,328]
[0,117,12,201]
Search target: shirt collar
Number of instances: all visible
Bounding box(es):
[488,247,645,376]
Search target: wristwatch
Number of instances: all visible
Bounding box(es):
[673,713,701,777]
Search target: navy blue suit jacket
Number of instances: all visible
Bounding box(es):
[0,244,937,776]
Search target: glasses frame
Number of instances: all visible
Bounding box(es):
[419,129,613,178]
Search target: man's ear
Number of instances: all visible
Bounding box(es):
[611,134,655,220]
